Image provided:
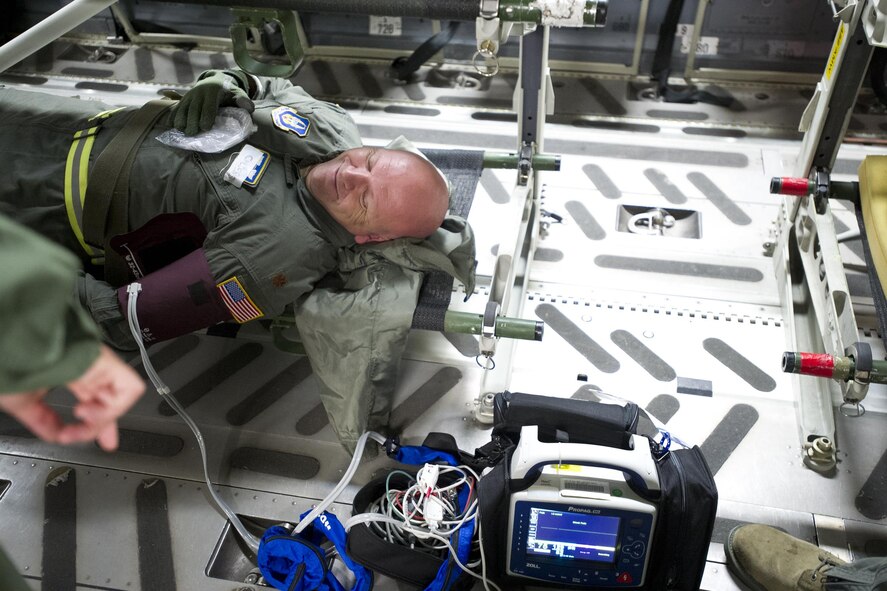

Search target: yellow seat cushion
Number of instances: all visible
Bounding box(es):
[859,155,887,290]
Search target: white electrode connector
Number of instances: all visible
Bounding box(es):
[417,463,440,492]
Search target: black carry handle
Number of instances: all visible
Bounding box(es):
[493,392,639,450]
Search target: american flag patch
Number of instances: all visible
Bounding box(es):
[217,277,264,323]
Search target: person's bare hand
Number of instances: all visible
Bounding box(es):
[0,388,63,442]
[0,345,145,451]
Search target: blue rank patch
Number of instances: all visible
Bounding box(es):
[271,106,310,137]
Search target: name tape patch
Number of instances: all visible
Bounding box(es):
[224,144,269,188]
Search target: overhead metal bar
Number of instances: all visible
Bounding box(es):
[109,4,232,50]
[161,1,606,77]
[155,0,607,25]
[0,0,117,73]
[157,0,482,20]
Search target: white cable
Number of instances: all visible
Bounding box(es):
[126,286,474,564]
[383,467,478,538]
[126,284,261,552]
[293,430,387,535]
[126,285,167,395]
[477,519,495,591]
[344,513,501,591]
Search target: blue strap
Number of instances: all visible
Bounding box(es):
[302,510,373,591]
[423,517,476,591]
[393,445,459,467]
[423,475,475,591]
[257,512,372,591]
[258,525,328,591]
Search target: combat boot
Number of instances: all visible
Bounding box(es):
[726,524,846,591]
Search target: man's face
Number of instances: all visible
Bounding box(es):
[305,147,448,244]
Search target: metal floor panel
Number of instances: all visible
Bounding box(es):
[2,44,887,589]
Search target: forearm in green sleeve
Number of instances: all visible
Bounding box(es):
[200,67,296,102]
[0,217,101,393]
[204,68,263,99]
[0,300,101,393]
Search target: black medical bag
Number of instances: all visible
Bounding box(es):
[475,391,718,591]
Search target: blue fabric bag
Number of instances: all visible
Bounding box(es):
[258,509,373,591]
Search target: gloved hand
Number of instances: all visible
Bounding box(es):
[172,70,255,136]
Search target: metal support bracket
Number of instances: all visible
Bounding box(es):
[474,26,549,422]
[230,8,304,78]
[774,0,879,472]
[517,143,534,186]
[474,13,513,77]
[110,5,231,51]
[480,0,500,19]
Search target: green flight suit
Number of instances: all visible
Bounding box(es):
[0,213,103,591]
[0,76,476,452]
[0,81,360,347]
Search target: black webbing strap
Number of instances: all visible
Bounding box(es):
[650,0,733,107]
[650,0,685,96]
[390,21,461,83]
[411,148,483,331]
[83,98,174,285]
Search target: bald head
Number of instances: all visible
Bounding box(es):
[305,147,449,244]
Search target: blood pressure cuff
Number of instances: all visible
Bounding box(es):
[116,248,231,344]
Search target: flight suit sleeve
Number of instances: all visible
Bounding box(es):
[249,73,296,101]
[0,215,101,393]
[210,69,335,111]
[76,271,138,351]
[247,72,335,108]
[205,69,292,102]
[0,544,30,591]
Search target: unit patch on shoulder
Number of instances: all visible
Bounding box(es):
[271,106,310,137]
[217,277,264,323]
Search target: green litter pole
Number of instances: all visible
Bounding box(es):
[444,311,543,341]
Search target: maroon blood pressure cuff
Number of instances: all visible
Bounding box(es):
[116,248,232,344]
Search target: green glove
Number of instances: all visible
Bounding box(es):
[172,70,255,136]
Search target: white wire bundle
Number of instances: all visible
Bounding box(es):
[361,466,476,552]
[343,463,501,591]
